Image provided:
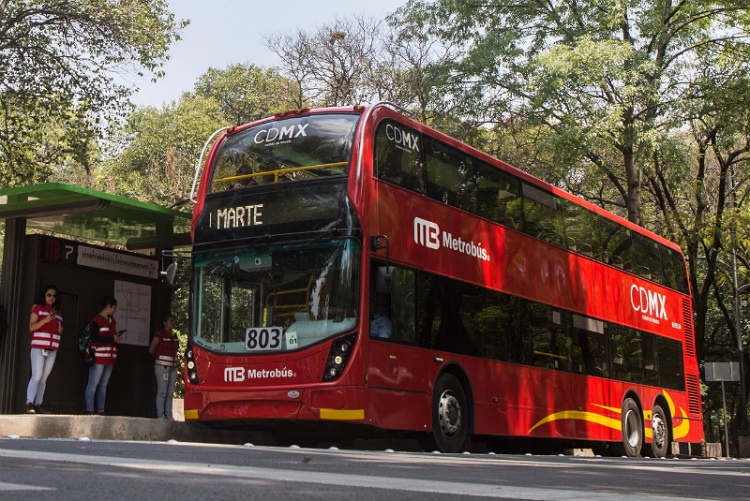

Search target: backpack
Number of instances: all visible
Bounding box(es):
[78,323,95,365]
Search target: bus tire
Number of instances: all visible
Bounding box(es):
[425,373,470,453]
[649,404,670,458]
[619,397,643,457]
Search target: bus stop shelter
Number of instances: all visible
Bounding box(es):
[0,183,191,416]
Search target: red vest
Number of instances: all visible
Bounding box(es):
[91,315,117,365]
[154,329,179,368]
[30,304,62,351]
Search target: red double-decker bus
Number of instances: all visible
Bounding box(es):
[184,103,703,456]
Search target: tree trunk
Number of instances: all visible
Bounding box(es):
[624,149,641,225]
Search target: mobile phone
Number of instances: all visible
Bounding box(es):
[118,329,127,335]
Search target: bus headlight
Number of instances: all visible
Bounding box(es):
[185,346,200,385]
[323,333,356,382]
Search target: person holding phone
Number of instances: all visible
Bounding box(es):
[84,296,122,415]
[149,313,180,419]
[26,285,63,414]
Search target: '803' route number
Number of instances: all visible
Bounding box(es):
[245,327,283,352]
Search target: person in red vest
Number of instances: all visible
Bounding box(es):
[84,296,123,415]
[26,285,64,414]
[149,313,180,419]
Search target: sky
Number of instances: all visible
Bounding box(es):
[130,0,408,108]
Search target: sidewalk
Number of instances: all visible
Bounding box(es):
[0,401,269,445]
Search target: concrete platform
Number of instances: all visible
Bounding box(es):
[0,413,268,445]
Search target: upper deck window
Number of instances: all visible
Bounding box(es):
[211,113,360,192]
[374,120,424,193]
[371,116,690,295]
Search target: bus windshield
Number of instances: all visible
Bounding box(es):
[191,239,360,354]
[211,113,360,191]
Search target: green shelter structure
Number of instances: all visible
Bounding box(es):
[0,183,191,416]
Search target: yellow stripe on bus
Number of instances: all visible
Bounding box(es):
[319,409,365,421]
[184,409,199,420]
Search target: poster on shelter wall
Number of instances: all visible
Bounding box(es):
[113,280,152,347]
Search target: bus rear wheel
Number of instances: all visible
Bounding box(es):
[649,404,670,458]
[422,374,470,453]
[618,397,643,457]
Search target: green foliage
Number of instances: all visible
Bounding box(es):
[194,64,300,125]
[102,95,225,206]
[392,0,750,225]
[0,0,186,187]
[103,64,301,207]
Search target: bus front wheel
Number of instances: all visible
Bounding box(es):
[619,397,643,457]
[649,404,670,458]
[422,374,470,453]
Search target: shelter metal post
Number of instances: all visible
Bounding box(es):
[0,217,27,414]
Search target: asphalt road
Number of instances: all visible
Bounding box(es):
[1,437,749,500]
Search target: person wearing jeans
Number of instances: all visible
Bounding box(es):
[26,285,64,414]
[149,313,179,419]
[84,296,123,415]
[85,363,114,414]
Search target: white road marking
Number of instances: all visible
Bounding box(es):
[0,448,716,500]
[0,481,52,491]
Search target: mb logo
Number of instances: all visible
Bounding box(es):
[414,217,440,250]
[224,367,245,382]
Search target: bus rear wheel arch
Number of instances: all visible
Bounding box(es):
[421,373,471,453]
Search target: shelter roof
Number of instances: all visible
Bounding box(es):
[0,183,191,250]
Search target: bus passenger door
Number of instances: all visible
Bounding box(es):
[365,264,431,430]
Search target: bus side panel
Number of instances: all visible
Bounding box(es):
[465,356,702,443]
[363,339,432,430]
[467,358,616,441]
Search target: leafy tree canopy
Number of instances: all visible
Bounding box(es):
[194,64,300,125]
[391,0,750,224]
[102,64,300,207]
[104,95,226,207]
[0,0,186,186]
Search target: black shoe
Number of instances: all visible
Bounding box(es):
[34,405,48,414]
[26,403,36,414]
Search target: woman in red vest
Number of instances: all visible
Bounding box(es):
[26,285,63,414]
[84,296,123,415]
[149,313,180,419]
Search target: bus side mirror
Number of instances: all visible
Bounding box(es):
[161,263,177,287]
[374,266,393,293]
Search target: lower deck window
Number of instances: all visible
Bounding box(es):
[370,260,685,391]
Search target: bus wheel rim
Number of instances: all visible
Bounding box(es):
[652,414,666,448]
[624,409,640,447]
[438,390,461,436]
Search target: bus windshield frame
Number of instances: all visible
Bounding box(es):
[191,238,360,354]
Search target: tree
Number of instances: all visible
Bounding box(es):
[383,8,482,140]
[104,65,301,207]
[194,64,299,125]
[0,0,186,186]
[265,14,471,136]
[392,0,750,226]
[103,95,225,207]
[266,16,383,107]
